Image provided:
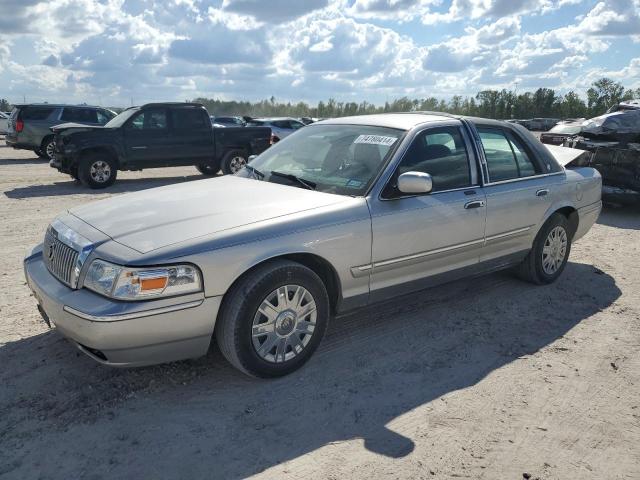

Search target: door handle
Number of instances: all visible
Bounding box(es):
[536,189,549,197]
[131,146,148,150]
[464,200,485,209]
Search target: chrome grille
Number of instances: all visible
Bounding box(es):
[43,228,79,287]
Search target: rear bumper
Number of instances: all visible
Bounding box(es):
[574,201,602,242]
[24,245,221,367]
[4,136,32,150]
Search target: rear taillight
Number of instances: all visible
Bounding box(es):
[16,119,24,132]
[270,133,280,145]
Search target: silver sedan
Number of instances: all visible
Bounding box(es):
[24,113,602,377]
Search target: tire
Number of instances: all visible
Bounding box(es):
[196,160,221,176]
[78,152,117,189]
[216,259,330,378]
[221,149,248,175]
[41,136,56,160]
[516,213,572,285]
[34,148,47,159]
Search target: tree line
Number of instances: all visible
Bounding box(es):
[1,77,637,121]
[194,78,639,120]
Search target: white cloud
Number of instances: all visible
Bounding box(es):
[0,0,636,105]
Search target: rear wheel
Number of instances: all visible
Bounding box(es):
[78,153,117,189]
[34,148,48,159]
[41,136,56,160]
[221,149,248,175]
[196,160,221,176]
[516,213,572,284]
[216,260,330,378]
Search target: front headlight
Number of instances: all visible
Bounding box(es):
[83,259,202,300]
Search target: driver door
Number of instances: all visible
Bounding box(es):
[124,108,172,167]
[367,125,486,301]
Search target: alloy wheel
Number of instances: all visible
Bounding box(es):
[251,285,317,363]
[542,226,568,275]
[229,156,247,173]
[45,140,56,160]
[90,160,111,184]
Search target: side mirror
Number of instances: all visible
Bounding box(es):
[248,155,257,162]
[397,171,433,194]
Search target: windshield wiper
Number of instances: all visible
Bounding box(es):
[270,171,316,190]
[244,164,265,179]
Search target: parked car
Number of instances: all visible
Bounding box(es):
[50,103,272,188]
[5,104,116,159]
[24,113,602,377]
[0,111,8,135]
[528,118,560,131]
[211,116,246,127]
[246,117,306,141]
[539,121,584,145]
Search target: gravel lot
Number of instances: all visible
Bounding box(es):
[1,140,639,479]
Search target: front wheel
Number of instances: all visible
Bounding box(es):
[216,260,330,378]
[516,213,572,284]
[221,149,248,175]
[78,153,117,189]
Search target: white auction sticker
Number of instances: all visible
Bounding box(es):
[354,135,398,147]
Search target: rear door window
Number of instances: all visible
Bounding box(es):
[171,108,208,134]
[61,108,99,123]
[477,128,539,182]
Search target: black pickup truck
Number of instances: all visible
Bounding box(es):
[50,103,272,189]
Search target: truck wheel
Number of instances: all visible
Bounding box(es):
[78,153,117,189]
[196,160,221,176]
[216,259,330,378]
[41,136,56,160]
[516,213,572,285]
[221,149,248,175]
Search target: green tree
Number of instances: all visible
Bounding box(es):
[586,77,626,116]
[0,99,11,111]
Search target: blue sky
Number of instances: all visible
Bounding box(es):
[0,0,638,107]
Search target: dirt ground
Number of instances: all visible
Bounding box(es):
[1,140,639,480]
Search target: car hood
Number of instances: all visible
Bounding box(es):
[69,176,351,254]
[50,122,106,133]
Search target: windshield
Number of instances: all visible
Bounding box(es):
[104,108,139,128]
[236,124,405,196]
[549,124,581,134]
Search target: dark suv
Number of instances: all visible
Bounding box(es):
[5,104,115,159]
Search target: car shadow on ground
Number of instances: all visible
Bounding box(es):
[0,263,621,479]
[3,174,212,199]
[0,158,48,166]
[598,203,640,230]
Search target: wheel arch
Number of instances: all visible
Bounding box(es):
[215,251,343,331]
[535,202,579,241]
[79,146,120,168]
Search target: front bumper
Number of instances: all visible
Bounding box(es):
[24,245,221,367]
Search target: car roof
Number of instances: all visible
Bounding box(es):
[317,112,458,130]
[252,117,299,122]
[13,103,102,108]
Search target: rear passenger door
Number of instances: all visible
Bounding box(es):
[168,107,214,165]
[477,126,565,262]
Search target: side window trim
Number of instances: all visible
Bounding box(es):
[380,124,478,200]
